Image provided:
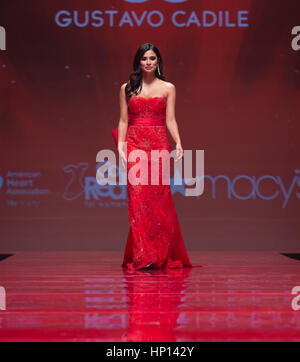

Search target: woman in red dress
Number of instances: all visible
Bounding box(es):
[114,43,194,270]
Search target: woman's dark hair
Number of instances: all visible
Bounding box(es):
[125,43,166,98]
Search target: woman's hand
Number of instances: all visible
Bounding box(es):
[175,143,183,161]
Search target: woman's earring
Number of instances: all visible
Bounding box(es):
[157,63,161,76]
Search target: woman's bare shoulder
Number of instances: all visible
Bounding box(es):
[160,80,175,90]
[120,82,128,99]
[159,80,175,98]
[120,82,128,91]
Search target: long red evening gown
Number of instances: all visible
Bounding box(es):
[121,96,193,270]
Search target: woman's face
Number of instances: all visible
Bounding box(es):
[140,50,158,73]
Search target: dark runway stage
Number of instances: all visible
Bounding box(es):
[0,251,299,341]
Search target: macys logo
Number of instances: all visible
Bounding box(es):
[63,163,300,207]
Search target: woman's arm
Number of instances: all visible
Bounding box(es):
[117,83,128,166]
[118,83,128,148]
[165,84,183,160]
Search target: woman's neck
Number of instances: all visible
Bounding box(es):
[142,73,157,85]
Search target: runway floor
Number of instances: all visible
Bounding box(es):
[0,251,299,342]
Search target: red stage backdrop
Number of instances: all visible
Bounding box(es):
[0,0,299,251]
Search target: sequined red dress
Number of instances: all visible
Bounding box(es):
[121,96,193,270]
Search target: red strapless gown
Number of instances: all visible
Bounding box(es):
[115,96,195,270]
